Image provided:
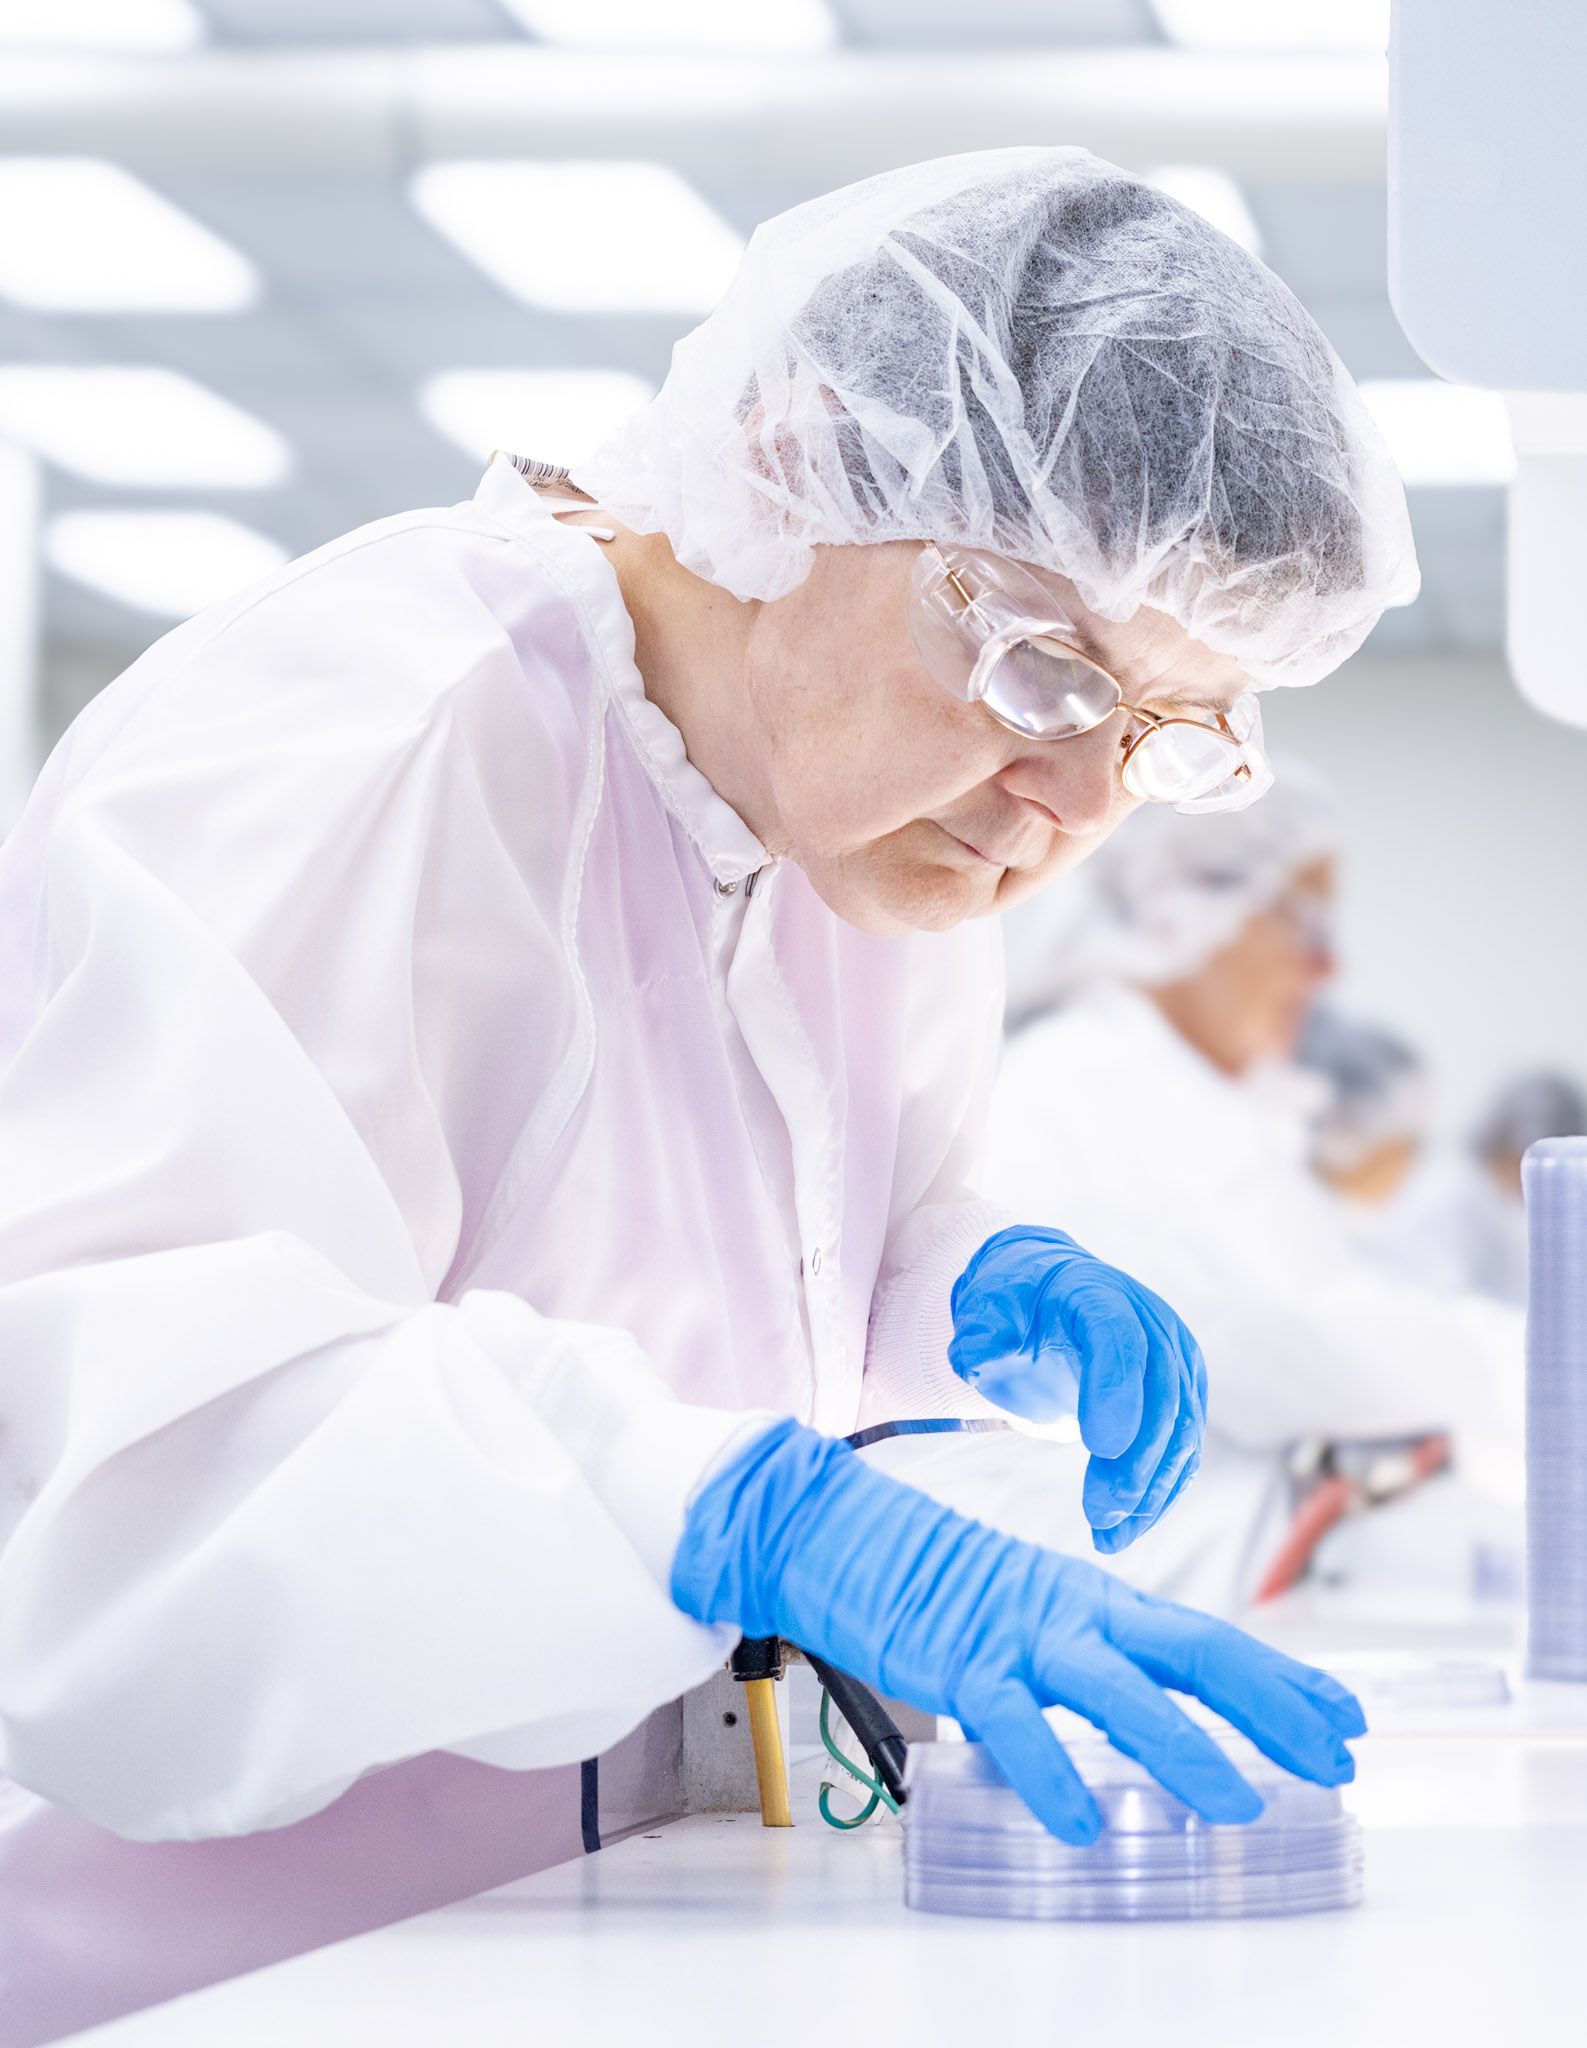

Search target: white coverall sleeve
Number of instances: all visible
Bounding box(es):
[858,919,1017,1425]
[0,547,758,1843]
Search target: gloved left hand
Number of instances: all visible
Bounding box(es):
[949,1225,1208,1554]
[673,1418,1365,1846]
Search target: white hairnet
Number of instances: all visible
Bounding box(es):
[579,147,1418,689]
[1001,759,1339,1026]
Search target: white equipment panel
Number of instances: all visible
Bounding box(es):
[1390,0,1587,725]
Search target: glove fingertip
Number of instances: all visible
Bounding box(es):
[1306,1683,1368,1741]
[1316,1700,1368,1744]
[1055,1799,1104,1848]
[1079,1414,1137,1463]
[1201,1780,1265,1827]
[1018,1777,1105,1846]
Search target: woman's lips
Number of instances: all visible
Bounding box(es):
[942,824,1041,871]
[943,830,997,866]
[934,817,1051,873]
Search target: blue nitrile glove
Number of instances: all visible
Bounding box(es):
[673,1418,1365,1847]
[950,1226,1209,1554]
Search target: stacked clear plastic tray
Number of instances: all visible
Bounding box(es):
[1322,1653,1510,1713]
[903,1731,1362,1922]
[1524,1138,1587,1682]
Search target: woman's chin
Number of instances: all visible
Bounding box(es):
[869,867,1002,935]
[803,855,996,936]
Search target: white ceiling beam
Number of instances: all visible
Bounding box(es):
[0,46,1387,182]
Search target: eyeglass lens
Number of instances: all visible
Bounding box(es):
[980,636,1122,741]
[1121,720,1245,804]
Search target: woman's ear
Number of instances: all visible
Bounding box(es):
[739,379,852,498]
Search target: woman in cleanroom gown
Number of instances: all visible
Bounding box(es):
[0,148,1414,2038]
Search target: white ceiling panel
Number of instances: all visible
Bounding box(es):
[2,31,1492,674]
[831,0,1158,45]
[193,0,519,43]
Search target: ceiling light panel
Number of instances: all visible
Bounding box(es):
[0,0,203,48]
[0,367,291,489]
[421,368,656,471]
[1359,381,1515,488]
[501,0,838,52]
[0,160,257,314]
[1149,0,1388,53]
[1144,166,1262,255]
[197,0,508,40]
[46,510,288,620]
[411,161,745,315]
[831,0,1153,46]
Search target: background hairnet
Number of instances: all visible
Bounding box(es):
[1298,1006,1427,1173]
[1001,759,1339,1027]
[580,147,1418,689]
[1470,1072,1587,1163]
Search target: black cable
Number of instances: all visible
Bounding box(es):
[800,1651,910,1806]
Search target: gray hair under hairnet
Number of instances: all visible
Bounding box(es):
[1298,1006,1427,1174]
[1471,1072,1587,1163]
[1001,759,1339,1029]
[580,147,1418,688]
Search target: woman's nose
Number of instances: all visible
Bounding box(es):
[999,723,1123,839]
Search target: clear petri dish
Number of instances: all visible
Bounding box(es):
[1320,1654,1511,1713]
[903,1730,1362,1923]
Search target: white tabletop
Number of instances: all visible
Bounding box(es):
[76,1673,1587,2048]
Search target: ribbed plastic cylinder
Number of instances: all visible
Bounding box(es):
[1524,1136,1587,1680]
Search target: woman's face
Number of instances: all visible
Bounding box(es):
[1150,859,1337,1077]
[741,540,1252,937]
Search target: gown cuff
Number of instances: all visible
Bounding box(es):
[856,1199,1020,1430]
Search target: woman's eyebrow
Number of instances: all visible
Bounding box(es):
[1122,666,1246,718]
[1125,684,1230,721]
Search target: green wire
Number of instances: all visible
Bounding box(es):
[816,1687,901,1831]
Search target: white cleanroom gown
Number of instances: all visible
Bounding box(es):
[959,982,1524,1614]
[0,455,1010,1843]
[1357,1151,1530,1306]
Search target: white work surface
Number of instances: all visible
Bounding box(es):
[75,1665,1587,2048]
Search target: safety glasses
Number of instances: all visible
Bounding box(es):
[907,542,1274,815]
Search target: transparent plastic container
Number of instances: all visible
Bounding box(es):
[903,1732,1362,1922]
[1525,1137,1587,1682]
[1322,1654,1510,1714]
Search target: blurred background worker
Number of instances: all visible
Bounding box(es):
[1298,1005,1429,1211]
[968,770,1523,1617]
[1365,1069,1587,1306]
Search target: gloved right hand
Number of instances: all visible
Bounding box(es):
[673,1418,1365,1845]
[949,1226,1208,1553]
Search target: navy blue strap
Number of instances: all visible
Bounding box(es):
[580,1757,600,1853]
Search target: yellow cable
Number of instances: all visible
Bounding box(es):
[742,1676,792,1827]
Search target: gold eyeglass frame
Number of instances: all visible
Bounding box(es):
[928,544,1254,796]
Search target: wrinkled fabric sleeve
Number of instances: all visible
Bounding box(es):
[858,917,1017,1427]
[0,527,761,1843]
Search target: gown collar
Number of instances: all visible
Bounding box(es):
[474,454,770,888]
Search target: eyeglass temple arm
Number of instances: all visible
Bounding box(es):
[924,542,982,618]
